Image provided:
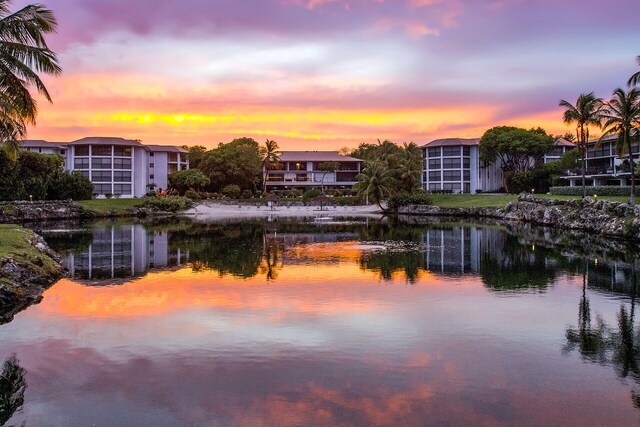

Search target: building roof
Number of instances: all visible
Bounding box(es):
[21,139,67,149]
[68,137,148,149]
[279,151,362,162]
[146,144,189,153]
[422,138,481,148]
[555,138,576,147]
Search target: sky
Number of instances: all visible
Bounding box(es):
[19,0,640,149]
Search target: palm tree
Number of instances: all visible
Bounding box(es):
[398,142,422,192]
[600,88,640,205]
[355,159,392,210]
[259,139,281,193]
[628,55,640,87]
[559,93,604,198]
[0,1,61,160]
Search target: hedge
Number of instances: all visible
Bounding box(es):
[549,186,640,196]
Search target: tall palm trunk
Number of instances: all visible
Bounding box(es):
[630,151,636,206]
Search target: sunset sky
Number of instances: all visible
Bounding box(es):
[21,0,640,149]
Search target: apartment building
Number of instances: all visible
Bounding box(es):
[422,138,577,193]
[265,151,363,191]
[421,138,503,193]
[563,134,639,187]
[22,137,188,197]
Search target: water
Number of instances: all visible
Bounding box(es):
[1,217,639,426]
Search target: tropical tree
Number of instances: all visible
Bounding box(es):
[599,88,640,205]
[398,142,422,192]
[355,159,392,210]
[259,139,281,193]
[559,93,604,198]
[0,1,61,160]
[628,55,640,87]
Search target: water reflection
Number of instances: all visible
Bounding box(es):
[0,355,26,426]
[9,217,640,425]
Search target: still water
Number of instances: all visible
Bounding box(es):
[1,217,640,426]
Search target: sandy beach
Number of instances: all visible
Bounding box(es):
[184,201,383,220]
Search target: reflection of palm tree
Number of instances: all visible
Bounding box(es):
[260,235,284,281]
[564,259,608,362]
[0,354,27,426]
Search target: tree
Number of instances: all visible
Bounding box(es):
[628,55,640,87]
[397,142,422,193]
[479,126,555,191]
[0,1,62,160]
[0,355,27,426]
[559,93,604,198]
[168,169,210,194]
[599,88,640,205]
[317,161,339,195]
[259,139,281,193]
[355,159,392,210]
[181,145,207,169]
[48,171,93,200]
[199,138,262,193]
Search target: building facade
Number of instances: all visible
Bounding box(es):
[422,138,503,193]
[422,137,577,193]
[563,134,639,187]
[22,137,188,198]
[265,151,362,191]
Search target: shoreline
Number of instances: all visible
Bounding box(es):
[184,202,383,219]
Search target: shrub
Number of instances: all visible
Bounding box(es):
[47,171,94,200]
[550,186,640,196]
[387,193,433,211]
[146,191,156,197]
[241,189,253,199]
[333,196,360,206]
[184,188,201,201]
[168,169,210,194]
[105,193,113,199]
[222,184,241,199]
[143,196,194,212]
[302,189,322,205]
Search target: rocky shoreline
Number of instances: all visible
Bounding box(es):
[398,194,640,241]
[0,225,65,324]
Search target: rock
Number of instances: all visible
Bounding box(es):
[0,200,88,223]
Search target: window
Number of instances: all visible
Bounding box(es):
[92,171,112,182]
[92,158,112,169]
[79,170,90,178]
[113,158,132,169]
[114,171,132,182]
[442,146,460,156]
[443,183,462,191]
[74,158,89,169]
[114,146,132,157]
[463,158,471,168]
[150,152,154,157]
[92,145,112,156]
[292,162,307,171]
[442,158,461,169]
[429,171,441,181]
[443,171,461,181]
[429,183,440,191]
[169,153,178,162]
[463,171,471,181]
[114,184,132,195]
[149,162,155,168]
[428,159,441,169]
[428,147,441,157]
[93,184,111,194]
[150,174,155,180]
[463,147,471,156]
[75,145,89,156]
[168,164,178,173]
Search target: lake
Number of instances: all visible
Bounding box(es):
[1,216,639,426]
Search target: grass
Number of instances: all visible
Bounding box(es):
[426,193,638,208]
[0,224,61,289]
[77,198,145,214]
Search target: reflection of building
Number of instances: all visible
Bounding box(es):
[423,226,504,274]
[21,138,188,197]
[265,151,362,191]
[65,224,189,282]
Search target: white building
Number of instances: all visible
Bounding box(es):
[422,138,503,193]
[22,137,189,198]
[265,151,363,191]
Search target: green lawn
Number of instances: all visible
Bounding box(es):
[77,198,145,214]
[0,224,60,286]
[426,194,637,208]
